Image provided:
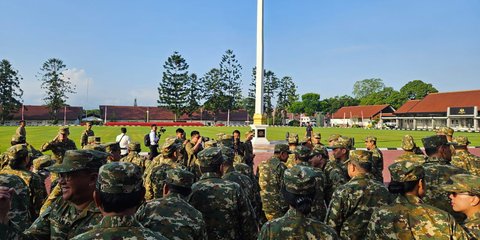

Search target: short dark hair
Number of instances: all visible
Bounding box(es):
[424,147,438,156]
[352,161,372,173]
[96,187,145,213]
[191,130,200,137]
[176,128,185,134]
[388,180,420,195]
[151,124,157,128]
[233,130,240,135]
[166,183,191,196]
[199,164,221,174]
[19,120,25,124]
[121,127,127,133]
[281,187,314,215]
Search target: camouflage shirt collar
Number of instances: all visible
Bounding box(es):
[465,211,480,225]
[166,192,188,201]
[395,194,423,205]
[200,172,221,180]
[350,173,370,181]
[98,215,142,228]
[284,207,307,219]
[426,156,449,164]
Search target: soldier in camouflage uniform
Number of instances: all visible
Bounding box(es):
[367,161,470,239]
[188,147,258,240]
[71,162,167,240]
[293,146,327,221]
[243,130,255,167]
[394,134,426,163]
[235,162,267,225]
[104,142,121,162]
[422,135,467,222]
[451,136,480,175]
[185,131,204,178]
[144,137,181,200]
[324,136,351,205]
[0,174,32,231]
[0,144,46,219]
[443,174,480,239]
[364,135,384,182]
[120,142,149,172]
[285,133,299,169]
[258,144,290,220]
[258,165,339,240]
[41,126,77,163]
[437,126,456,154]
[310,144,329,170]
[80,122,95,148]
[232,130,245,164]
[32,155,55,186]
[312,132,324,148]
[136,168,207,240]
[326,150,392,240]
[1,134,42,169]
[204,139,217,149]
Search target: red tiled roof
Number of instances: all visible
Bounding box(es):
[403,90,480,113]
[9,105,83,121]
[99,106,248,122]
[395,100,421,114]
[332,105,393,119]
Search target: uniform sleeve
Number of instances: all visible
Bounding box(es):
[40,140,56,152]
[258,222,272,240]
[237,187,258,240]
[31,174,47,218]
[366,209,385,240]
[325,188,346,234]
[24,201,55,240]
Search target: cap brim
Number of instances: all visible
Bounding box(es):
[46,164,83,173]
[441,184,465,193]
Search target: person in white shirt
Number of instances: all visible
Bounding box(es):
[116,127,131,157]
[149,124,159,160]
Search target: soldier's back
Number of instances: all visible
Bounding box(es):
[370,147,384,182]
[258,157,288,220]
[136,193,207,240]
[297,162,327,221]
[451,150,480,176]
[0,173,32,231]
[323,159,349,204]
[121,152,148,172]
[395,151,426,164]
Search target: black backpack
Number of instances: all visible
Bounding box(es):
[144,133,151,147]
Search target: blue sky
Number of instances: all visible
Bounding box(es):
[1,0,479,109]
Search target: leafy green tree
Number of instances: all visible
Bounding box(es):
[360,87,405,108]
[158,52,190,121]
[288,101,304,114]
[301,93,321,116]
[247,67,279,120]
[0,59,23,124]
[38,58,76,124]
[184,73,202,119]
[352,78,385,99]
[400,80,438,100]
[202,68,229,121]
[220,49,243,110]
[319,95,359,114]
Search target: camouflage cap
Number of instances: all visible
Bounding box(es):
[32,155,55,170]
[437,127,454,136]
[401,135,416,151]
[87,136,97,144]
[313,133,321,139]
[294,145,312,160]
[274,144,292,154]
[96,162,143,194]
[11,134,26,144]
[104,142,120,152]
[128,142,141,152]
[442,174,480,196]
[311,145,328,157]
[244,130,254,137]
[365,136,377,142]
[422,135,451,149]
[6,144,29,162]
[83,144,106,152]
[234,163,253,176]
[162,137,181,154]
[216,133,226,141]
[345,150,372,165]
[197,147,224,167]
[288,133,299,144]
[165,168,195,188]
[300,136,312,144]
[204,140,218,149]
[283,165,316,195]
[59,126,70,135]
[328,136,351,149]
[220,146,234,163]
[452,136,471,147]
[47,150,109,173]
[389,161,424,182]
[328,134,341,142]
[221,134,233,140]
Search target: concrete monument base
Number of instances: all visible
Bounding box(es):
[250,124,270,145]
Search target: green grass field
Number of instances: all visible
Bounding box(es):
[1,125,479,153]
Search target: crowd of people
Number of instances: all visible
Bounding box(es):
[0,121,479,239]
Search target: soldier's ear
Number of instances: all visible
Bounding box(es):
[471,196,480,206]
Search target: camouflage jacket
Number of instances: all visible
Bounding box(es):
[297,162,327,221]
[143,155,176,200]
[0,144,43,169]
[120,151,149,173]
[394,151,426,164]
[451,149,480,176]
[70,215,167,240]
[188,172,258,240]
[243,140,254,166]
[285,153,296,169]
[24,197,102,240]
[423,157,467,222]
[80,129,94,147]
[0,174,32,231]
[0,167,47,219]
[463,211,480,240]
[258,208,339,240]
[136,192,207,240]
[41,139,77,163]
[323,159,349,205]
[367,194,470,239]
[369,147,384,182]
[258,156,288,220]
[326,174,392,240]
[184,140,203,173]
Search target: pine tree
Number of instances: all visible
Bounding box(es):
[38,58,76,124]
[158,52,189,121]
[219,49,243,110]
[0,59,24,124]
[184,73,202,118]
[202,68,229,122]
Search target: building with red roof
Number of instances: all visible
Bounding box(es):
[382,90,480,131]
[330,104,395,127]
[3,105,83,126]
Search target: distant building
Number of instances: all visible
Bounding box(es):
[382,90,480,131]
[2,105,83,126]
[331,104,395,128]
[99,105,249,126]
